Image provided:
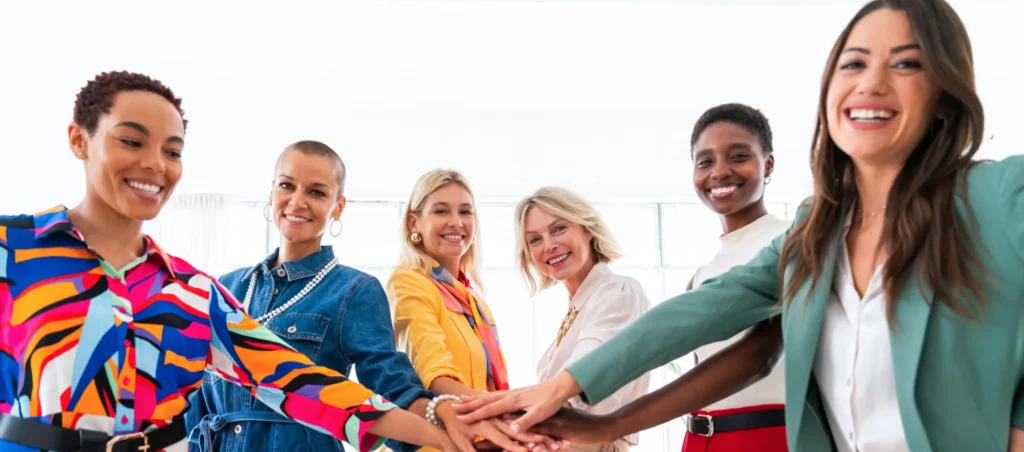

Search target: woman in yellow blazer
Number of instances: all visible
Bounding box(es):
[387,169,558,452]
[455,1,1024,450]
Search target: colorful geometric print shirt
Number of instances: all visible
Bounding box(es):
[0,206,396,452]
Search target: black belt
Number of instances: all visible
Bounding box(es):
[686,408,786,437]
[0,413,186,452]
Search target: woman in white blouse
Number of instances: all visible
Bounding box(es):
[514,186,651,452]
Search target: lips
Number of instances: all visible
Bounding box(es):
[546,252,570,266]
[843,104,900,130]
[706,183,742,199]
[283,213,312,223]
[124,178,164,201]
[441,233,464,242]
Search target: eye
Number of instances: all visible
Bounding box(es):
[311,190,326,198]
[731,153,751,161]
[839,59,866,70]
[278,182,294,190]
[696,159,713,169]
[460,209,473,216]
[553,225,567,234]
[434,209,448,215]
[528,236,541,245]
[893,59,922,70]
[165,149,183,159]
[118,138,143,148]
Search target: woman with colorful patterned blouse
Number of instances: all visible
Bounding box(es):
[0,71,461,452]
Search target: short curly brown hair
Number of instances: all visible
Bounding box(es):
[73,71,187,135]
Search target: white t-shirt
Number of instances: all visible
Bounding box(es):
[690,214,791,410]
[537,262,652,446]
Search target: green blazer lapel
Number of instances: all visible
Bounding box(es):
[782,232,840,446]
[889,272,935,450]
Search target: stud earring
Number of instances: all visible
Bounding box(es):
[764,175,772,185]
[410,232,422,244]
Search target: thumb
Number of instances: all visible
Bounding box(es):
[509,405,549,435]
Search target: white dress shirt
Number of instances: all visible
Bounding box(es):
[690,214,790,410]
[813,214,910,452]
[537,262,652,447]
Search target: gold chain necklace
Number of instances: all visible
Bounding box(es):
[554,303,582,351]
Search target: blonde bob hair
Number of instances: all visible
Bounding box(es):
[515,186,623,296]
[396,169,484,287]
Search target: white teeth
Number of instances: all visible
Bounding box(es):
[710,185,738,195]
[127,180,161,194]
[849,109,895,121]
[547,253,570,265]
[442,234,462,241]
[285,215,310,222]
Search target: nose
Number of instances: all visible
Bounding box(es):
[856,64,889,97]
[710,159,732,180]
[139,147,166,174]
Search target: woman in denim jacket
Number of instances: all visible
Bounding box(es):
[185,141,441,452]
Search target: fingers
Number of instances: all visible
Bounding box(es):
[452,390,509,414]
[472,440,499,450]
[477,422,527,452]
[456,393,521,424]
[452,432,476,452]
[507,405,550,436]
[491,419,548,446]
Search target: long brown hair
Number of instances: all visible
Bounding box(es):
[779,0,986,324]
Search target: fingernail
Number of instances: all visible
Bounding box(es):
[511,423,521,433]
[526,443,535,449]
[456,415,465,421]
[451,402,461,407]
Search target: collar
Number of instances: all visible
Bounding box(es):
[569,261,612,308]
[261,245,337,282]
[719,214,780,246]
[33,205,177,278]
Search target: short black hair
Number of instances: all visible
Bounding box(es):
[74,71,186,136]
[690,103,773,155]
[277,140,347,197]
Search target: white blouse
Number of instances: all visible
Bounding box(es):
[690,214,790,410]
[813,213,909,452]
[537,262,652,446]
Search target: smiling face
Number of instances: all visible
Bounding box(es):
[408,183,476,269]
[69,90,186,222]
[271,150,346,245]
[692,121,774,215]
[523,205,595,283]
[825,8,943,168]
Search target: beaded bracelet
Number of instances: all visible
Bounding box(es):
[426,394,461,428]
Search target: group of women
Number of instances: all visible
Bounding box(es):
[2,0,1023,451]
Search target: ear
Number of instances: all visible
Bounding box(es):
[764,153,776,178]
[406,211,419,233]
[68,122,88,160]
[333,196,347,221]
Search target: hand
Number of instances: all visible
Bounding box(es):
[437,403,559,451]
[454,371,582,434]
[528,407,618,445]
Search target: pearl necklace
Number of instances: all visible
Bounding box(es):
[241,258,339,324]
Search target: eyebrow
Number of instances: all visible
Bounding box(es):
[694,142,752,157]
[842,43,920,55]
[114,121,185,144]
[278,174,331,189]
[526,218,563,235]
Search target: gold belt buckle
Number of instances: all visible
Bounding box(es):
[105,432,149,452]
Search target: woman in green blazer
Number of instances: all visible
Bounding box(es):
[454,1,1024,450]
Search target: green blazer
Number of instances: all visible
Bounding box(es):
[567,155,1024,451]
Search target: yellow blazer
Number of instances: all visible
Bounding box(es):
[387,268,501,392]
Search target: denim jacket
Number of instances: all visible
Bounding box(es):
[185,246,433,452]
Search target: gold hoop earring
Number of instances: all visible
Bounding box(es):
[410,232,422,244]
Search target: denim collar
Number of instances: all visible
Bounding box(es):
[259,245,336,282]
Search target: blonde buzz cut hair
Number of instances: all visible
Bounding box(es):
[514,186,623,296]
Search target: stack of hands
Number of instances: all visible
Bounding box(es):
[433,373,619,452]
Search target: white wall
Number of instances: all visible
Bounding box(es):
[2,1,1022,451]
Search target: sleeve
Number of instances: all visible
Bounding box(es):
[388,270,468,389]
[342,276,434,408]
[563,281,651,416]
[999,155,1024,262]
[1002,156,1024,427]
[566,231,785,405]
[203,274,396,452]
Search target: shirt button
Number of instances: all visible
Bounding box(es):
[276,268,286,277]
[848,432,854,441]
[287,325,297,334]
[234,425,243,435]
[273,289,279,295]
